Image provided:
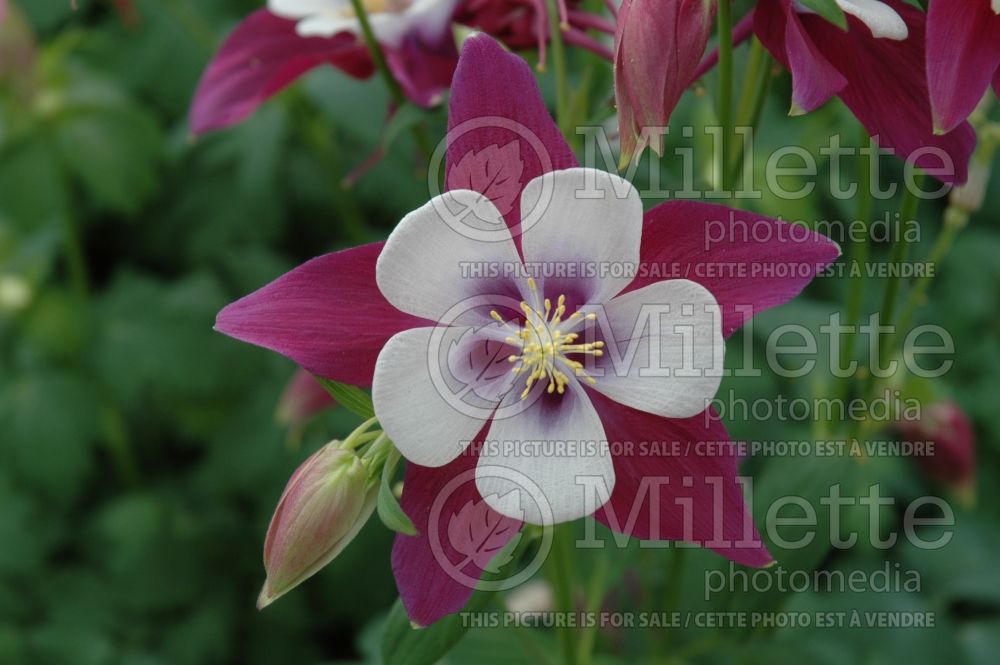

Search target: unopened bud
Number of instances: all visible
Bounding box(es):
[897,400,976,504]
[258,441,376,608]
[949,160,991,215]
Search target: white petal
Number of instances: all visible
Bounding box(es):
[836,0,908,40]
[477,386,613,525]
[377,190,525,326]
[520,168,643,305]
[365,13,415,47]
[407,0,462,40]
[993,0,1000,15]
[373,327,500,467]
[295,14,361,38]
[268,0,345,20]
[589,279,724,418]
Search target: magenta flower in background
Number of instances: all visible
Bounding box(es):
[897,400,977,503]
[753,0,976,184]
[925,0,1000,135]
[455,0,615,67]
[276,368,336,428]
[615,0,716,164]
[215,35,840,626]
[190,0,460,134]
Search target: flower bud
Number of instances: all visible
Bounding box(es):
[615,0,716,165]
[897,401,976,504]
[258,441,376,608]
[949,157,992,215]
[275,369,335,428]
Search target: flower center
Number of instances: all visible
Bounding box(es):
[491,278,605,400]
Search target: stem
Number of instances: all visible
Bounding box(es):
[60,209,90,297]
[727,38,772,190]
[877,177,922,353]
[349,0,405,104]
[348,0,433,158]
[717,0,734,193]
[856,174,923,433]
[547,0,571,136]
[292,93,368,243]
[660,547,687,648]
[547,523,578,665]
[102,403,140,486]
[893,206,965,353]
[576,547,610,665]
[837,127,874,406]
[342,416,382,450]
[733,38,765,131]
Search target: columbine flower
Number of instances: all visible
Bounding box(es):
[925,0,1000,135]
[215,35,839,626]
[190,0,460,134]
[615,0,716,164]
[257,436,377,608]
[750,0,975,183]
[896,400,976,504]
[455,0,614,68]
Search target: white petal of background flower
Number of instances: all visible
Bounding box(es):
[993,0,1000,15]
[520,168,643,305]
[377,190,524,326]
[477,384,613,525]
[373,327,489,467]
[589,279,724,419]
[835,0,908,40]
[269,0,344,18]
[269,0,458,47]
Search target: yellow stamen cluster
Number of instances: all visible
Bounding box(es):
[490,278,604,400]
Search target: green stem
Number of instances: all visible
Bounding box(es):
[727,38,772,189]
[546,0,571,135]
[102,403,140,486]
[660,547,687,649]
[717,0,734,193]
[855,174,923,436]
[837,127,874,406]
[576,547,611,665]
[342,416,382,450]
[547,523,578,665]
[893,206,965,354]
[292,93,368,243]
[60,208,89,297]
[877,177,923,354]
[348,0,433,158]
[349,0,405,104]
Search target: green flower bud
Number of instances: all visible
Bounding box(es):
[258,440,376,609]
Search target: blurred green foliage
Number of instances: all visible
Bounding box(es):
[0,1,998,664]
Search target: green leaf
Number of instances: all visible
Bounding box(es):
[380,591,492,665]
[377,449,417,536]
[797,0,848,30]
[54,106,163,216]
[314,377,376,419]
